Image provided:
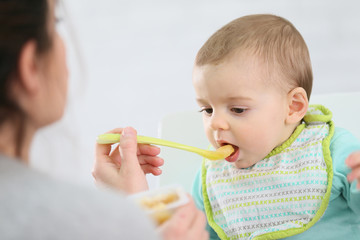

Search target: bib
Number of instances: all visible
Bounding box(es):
[202,105,334,240]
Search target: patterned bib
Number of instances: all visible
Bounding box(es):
[202,105,334,240]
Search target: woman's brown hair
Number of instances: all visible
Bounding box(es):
[0,0,51,156]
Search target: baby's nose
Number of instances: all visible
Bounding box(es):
[209,113,229,131]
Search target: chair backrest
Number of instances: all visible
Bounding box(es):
[309,92,360,139]
[158,111,207,193]
[158,91,360,193]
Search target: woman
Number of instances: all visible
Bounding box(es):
[0,0,208,239]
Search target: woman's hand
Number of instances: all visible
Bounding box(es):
[93,127,164,194]
[158,197,209,240]
[346,151,360,189]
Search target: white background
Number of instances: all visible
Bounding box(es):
[30,0,360,188]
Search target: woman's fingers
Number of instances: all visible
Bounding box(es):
[347,167,360,182]
[118,128,141,169]
[187,206,208,239]
[170,197,198,233]
[109,144,122,165]
[102,130,164,175]
[139,156,164,175]
[95,128,123,159]
[346,151,360,168]
[139,155,164,166]
[110,148,164,174]
[116,127,149,193]
[346,151,360,189]
[137,143,161,156]
[158,197,208,240]
[93,127,151,193]
[140,164,162,176]
[95,142,112,160]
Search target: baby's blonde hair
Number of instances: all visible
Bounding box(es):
[195,14,313,99]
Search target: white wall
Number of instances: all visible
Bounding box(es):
[30,0,360,188]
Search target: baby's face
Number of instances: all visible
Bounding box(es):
[192,53,292,168]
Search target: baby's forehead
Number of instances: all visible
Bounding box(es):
[195,51,277,79]
[194,52,293,94]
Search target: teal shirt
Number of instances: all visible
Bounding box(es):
[192,127,360,239]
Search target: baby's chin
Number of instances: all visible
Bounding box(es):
[233,159,256,169]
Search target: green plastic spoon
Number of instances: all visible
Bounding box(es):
[96,133,234,161]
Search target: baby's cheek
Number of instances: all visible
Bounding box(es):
[247,133,274,157]
[243,127,265,145]
[205,129,215,144]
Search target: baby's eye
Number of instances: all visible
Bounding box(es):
[199,108,213,115]
[231,108,246,114]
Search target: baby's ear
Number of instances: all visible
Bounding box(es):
[285,87,308,124]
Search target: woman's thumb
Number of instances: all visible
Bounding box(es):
[118,127,139,166]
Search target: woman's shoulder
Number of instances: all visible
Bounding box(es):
[0,154,159,240]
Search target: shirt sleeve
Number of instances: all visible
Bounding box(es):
[330,127,360,214]
[192,167,220,240]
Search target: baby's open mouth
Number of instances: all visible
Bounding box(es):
[221,143,239,162]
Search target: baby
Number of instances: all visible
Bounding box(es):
[191,14,360,240]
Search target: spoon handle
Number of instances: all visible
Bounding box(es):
[97,133,204,154]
